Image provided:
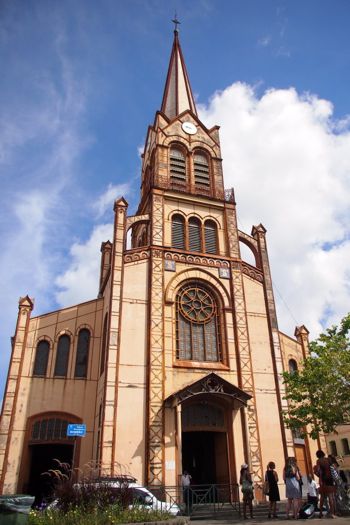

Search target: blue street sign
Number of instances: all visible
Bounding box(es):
[67,424,86,437]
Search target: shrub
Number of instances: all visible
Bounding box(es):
[40,460,133,513]
[29,505,173,525]
[29,461,173,524]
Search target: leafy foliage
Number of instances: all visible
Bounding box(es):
[29,505,174,525]
[282,313,350,439]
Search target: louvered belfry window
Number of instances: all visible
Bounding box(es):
[204,220,218,254]
[194,151,210,186]
[188,217,202,252]
[170,147,186,183]
[172,214,185,249]
[176,281,221,362]
[54,334,70,377]
[33,340,50,376]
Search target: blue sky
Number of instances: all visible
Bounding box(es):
[1,0,350,400]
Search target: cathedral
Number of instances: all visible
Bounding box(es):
[0,29,324,500]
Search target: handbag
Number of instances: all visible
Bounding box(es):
[242,479,253,496]
[263,479,270,495]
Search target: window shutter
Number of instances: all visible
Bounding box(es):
[100,314,108,375]
[75,329,90,378]
[204,220,217,254]
[188,218,201,252]
[194,152,210,186]
[170,148,186,182]
[33,340,50,376]
[172,215,185,249]
[54,334,70,377]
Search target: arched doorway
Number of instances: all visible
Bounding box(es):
[182,401,229,484]
[164,372,251,487]
[22,413,80,504]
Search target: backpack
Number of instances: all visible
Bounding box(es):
[299,503,315,519]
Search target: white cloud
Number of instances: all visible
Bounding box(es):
[55,223,113,306]
[0,14,95,392]
[93,183,130,218]
[199,82,350,337]
[258,36,271,47]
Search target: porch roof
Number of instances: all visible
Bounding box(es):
[164,372,252,409]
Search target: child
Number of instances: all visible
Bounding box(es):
[307,475,318,509]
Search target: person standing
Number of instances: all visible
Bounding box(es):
[313,450,336,518]
[240,463,254,519]
[307,475,319,509]
[265,461,280,518]
[328,455,347,515]
[181,470,192,515]
[283,457,302,519]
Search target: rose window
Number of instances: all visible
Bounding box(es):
[179,286,215,323]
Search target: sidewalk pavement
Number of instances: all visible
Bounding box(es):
[189,517,349,525]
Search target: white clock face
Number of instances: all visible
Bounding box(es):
[182,121,197,135]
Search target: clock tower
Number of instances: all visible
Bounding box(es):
[120,28,292,488]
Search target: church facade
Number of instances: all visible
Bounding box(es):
[0,30,324,499]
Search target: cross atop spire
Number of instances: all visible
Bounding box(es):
[172,13,181,32]
[160,26,197,120]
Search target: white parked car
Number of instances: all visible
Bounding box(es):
[47,477,180,516]
[127,483,180,515]
[93,478,180,515]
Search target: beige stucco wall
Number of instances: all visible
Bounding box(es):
[244,275,286,479]
[278,331,324,470]
[279,331,303,371]
[113,259,148,482]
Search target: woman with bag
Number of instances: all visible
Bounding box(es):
[265,461,280,518]
[283,457,302,519]
[240,463,254,519]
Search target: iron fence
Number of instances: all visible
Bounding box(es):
[147,483,241,517]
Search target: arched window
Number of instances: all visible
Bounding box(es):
[182,403,225,430]
[194,151,210,186]
[204,220,218,254]
[54,334,70,377]
[30,417,74,442]
[188,217,202,252]
[100,314,108,376]
[342,438,350,455]
[329,440,337,456]
[75,328,90,378]
[176,281,222,362]
[170,146,186,184]
[288,359,298,374]
[171,214,185,249]
[33,340,50,376]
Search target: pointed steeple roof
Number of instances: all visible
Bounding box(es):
[160,30,197,120]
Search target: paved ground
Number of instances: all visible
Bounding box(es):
[189,516,349,525]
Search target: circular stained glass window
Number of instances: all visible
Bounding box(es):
[179,286,215,323]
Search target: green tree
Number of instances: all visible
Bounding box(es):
[282,313,350,439]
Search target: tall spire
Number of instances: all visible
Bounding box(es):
[160,26,197,120]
